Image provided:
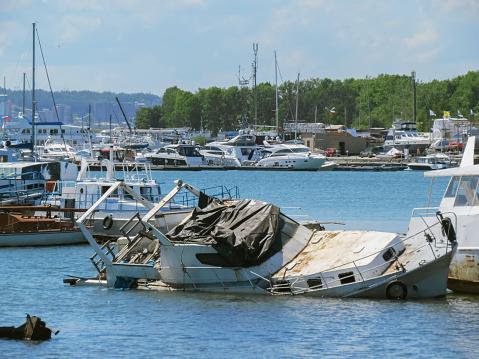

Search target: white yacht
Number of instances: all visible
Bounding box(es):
[38,141,76,161]
[418,136,479,293]
[207,132,261,163]
[143,143,204,167]
[383,121,431,153]
[255,143,327,170]
[41,158,186,238]
[407,153,452,171]
[198,145,241,167]
[2,115,90,147]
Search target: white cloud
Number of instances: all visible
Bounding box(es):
[403,22,438,49]
[57,15,102,44]
[0,21,22,56]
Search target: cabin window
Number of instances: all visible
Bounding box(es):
[444,177,460,198]
[101,186,118,197]
[306,278,323,289]
[338,272,355,284]
[382,247,396,262]
[454,176,478,207]
[474,180,479,206]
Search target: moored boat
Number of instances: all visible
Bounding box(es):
[0,206,86,246]
[72,180,456,299]
[420,136,479,293]
[407,153,452,170]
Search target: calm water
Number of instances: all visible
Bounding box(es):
[1,170,478,358]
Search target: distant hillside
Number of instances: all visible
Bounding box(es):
[3,89,161,115]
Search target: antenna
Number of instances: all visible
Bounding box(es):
[252,43,258,128]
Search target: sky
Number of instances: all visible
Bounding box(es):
[1,0,478,95]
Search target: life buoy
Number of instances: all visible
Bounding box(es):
[386,281,408,299]
[102,215,114,230]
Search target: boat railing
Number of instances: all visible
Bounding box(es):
[266,240,431,295]
[44,190,161,214]
[410,208,458,249]
[0,179,46,204]
[261,218,454,295]
[168,185,240,209]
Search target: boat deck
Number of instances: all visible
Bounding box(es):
[273,230,399,277]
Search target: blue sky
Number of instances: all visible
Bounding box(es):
[1,0,478,95]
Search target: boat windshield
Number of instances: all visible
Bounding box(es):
[444,176,460,198]
[453,176,479,206]
[178,146,202,157]
[291,147,310,153]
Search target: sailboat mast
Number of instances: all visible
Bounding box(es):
[274,51,279,136]
[22,73,26,116]
[295,72,300,140]
[88,104,93,159]
[31,22,36,155]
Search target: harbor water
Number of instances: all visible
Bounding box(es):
[1,170,479,358]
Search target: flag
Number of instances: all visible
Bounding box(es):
[471,109,475,116]
[429,109,436,116]
[444,111,450,118]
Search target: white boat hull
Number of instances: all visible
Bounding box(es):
[0,230,86,247]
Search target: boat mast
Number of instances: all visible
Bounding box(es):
[88,104,93,159]
[252,43,258,129]
[31,22,36,155]
[412,70,417,123]
[22,72,26,116]
[274,50,279,137]
[295,72,300,140]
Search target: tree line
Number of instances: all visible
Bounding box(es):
[136,71,479,134]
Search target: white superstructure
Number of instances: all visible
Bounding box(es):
[383,121,431,152]
[255,143,327,170]
[421,136,479,293]
[2,115,90,147]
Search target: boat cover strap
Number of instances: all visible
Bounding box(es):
[166,199,281,267]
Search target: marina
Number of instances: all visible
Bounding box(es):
[1,1,478,357]
[2,169,479,357]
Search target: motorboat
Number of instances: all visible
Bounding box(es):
[407,153,452,171]
[0,206,86,246]
[198,145,241,167]
[38,141,76,161]
[0,160,77,205]
[255,143,327,170]
[207,131,261,164]
[419,136,479,293]
[40,158,187,239]
[143,143,205,167]
[383,121,431,153]
[72,180,456,299]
